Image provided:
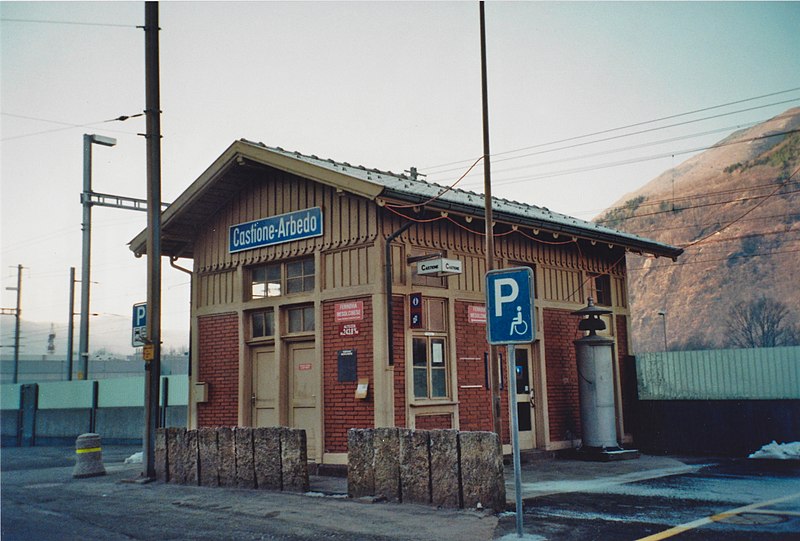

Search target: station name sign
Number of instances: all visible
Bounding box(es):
[417,257,463,277]
[229,207,323,253]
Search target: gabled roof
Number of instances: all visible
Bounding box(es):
[129,139,683,260]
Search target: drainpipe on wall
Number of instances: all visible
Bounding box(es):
[385,221,415,365]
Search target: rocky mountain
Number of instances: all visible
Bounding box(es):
[597,108,800,353]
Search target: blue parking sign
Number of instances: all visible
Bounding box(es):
[485,267,535,345]
[132,302,147,347]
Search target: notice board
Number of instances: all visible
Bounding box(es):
[337,349,357,382]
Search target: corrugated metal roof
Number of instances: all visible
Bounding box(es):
[130,139,682,259]
[246,141,682,258]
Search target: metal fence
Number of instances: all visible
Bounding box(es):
[636,346,800,400]
[1,375,188,446]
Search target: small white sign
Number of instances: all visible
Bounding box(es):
[417,257,463,277]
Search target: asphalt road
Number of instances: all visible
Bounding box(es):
[2,445,799,540]
[497,458,800,540]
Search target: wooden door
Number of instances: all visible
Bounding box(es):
[252,346,279,427]
[288,341,319,458]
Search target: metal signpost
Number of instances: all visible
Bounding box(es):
[486,267,536,538]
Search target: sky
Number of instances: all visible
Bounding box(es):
[2,1,799,356]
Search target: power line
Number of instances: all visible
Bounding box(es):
[0,18,137,28]
[482,127,800,188]
[597,185,800,225]
[422,88,800,172]
[1,112,144,142]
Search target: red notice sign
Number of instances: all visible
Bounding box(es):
[334,300,364,322]
[468,305,486,324]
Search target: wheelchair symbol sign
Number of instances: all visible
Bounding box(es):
[485,267,535,345]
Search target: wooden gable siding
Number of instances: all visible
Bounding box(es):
[381,212,626,301]
[194,168,379,273]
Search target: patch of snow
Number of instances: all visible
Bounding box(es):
[124,451,143,464]
[748,441,800,460]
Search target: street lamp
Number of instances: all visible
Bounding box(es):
[78,134,116,380]
[658,311,668,352]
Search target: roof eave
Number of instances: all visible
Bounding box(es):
[380,188,683,260]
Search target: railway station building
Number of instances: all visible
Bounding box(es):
[130,140,681,465]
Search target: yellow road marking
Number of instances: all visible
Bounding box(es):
[75,447,102,454]
[636,491,800,541]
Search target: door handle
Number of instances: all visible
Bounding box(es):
[251,393,256,405]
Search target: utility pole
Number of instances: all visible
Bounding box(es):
[143,0,163,480]
[479,1,502,437]
[10,265,23,384]
[67,267,76,380]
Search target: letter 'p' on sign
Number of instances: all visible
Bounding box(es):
[485,267,535,345]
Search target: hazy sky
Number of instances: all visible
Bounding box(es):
[2,1,799,354]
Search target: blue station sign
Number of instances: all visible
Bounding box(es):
[229,207,323,253]
[485,267,536,345]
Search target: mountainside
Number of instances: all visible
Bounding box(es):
[597,108,800,352]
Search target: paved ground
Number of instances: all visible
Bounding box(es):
[2,445,799,540]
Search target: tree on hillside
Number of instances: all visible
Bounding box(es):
[725,296,800,348]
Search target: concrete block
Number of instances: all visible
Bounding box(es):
[184,429,199,486]
[281,428,309,493]
[217,427,236,487]
[167,427,186,484]
[253,427,282,490]
[197,427,219,487]
[154,428,168,482]
[234,427,255,489]
[373,427,400,502]
[459,431,505,512]
[347,428,374,498]
[399,429,431,504]
[429,429,460,508]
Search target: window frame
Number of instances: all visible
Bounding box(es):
[285,304,315,336]
[248,256,315,300]
[589,273,612,307]
[409,296,451,401]
[412,335,450,400]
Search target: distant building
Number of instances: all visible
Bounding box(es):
[130,140,681,464]
[0,352,188,384]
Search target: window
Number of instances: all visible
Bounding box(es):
[286,258,315,294]
[410,296,449,400]
[251,308,275,339]
[412,337,448,399]
[250,257,315,299]
[287,305,315,333]
[589,274,612,306]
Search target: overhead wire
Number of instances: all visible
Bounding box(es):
[421,88,800,173]
[1,112,145,142]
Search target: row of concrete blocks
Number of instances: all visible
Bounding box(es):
[347,428,506,512]
[155,427,309,492]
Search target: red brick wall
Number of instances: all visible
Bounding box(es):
[455,300,492,432]
[322,298,374,453]
[543,308,583,443]
[415,414,452,430]
[197,312,239,427]
[392,295,407,428]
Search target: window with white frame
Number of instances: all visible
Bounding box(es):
[410,297,450,400]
